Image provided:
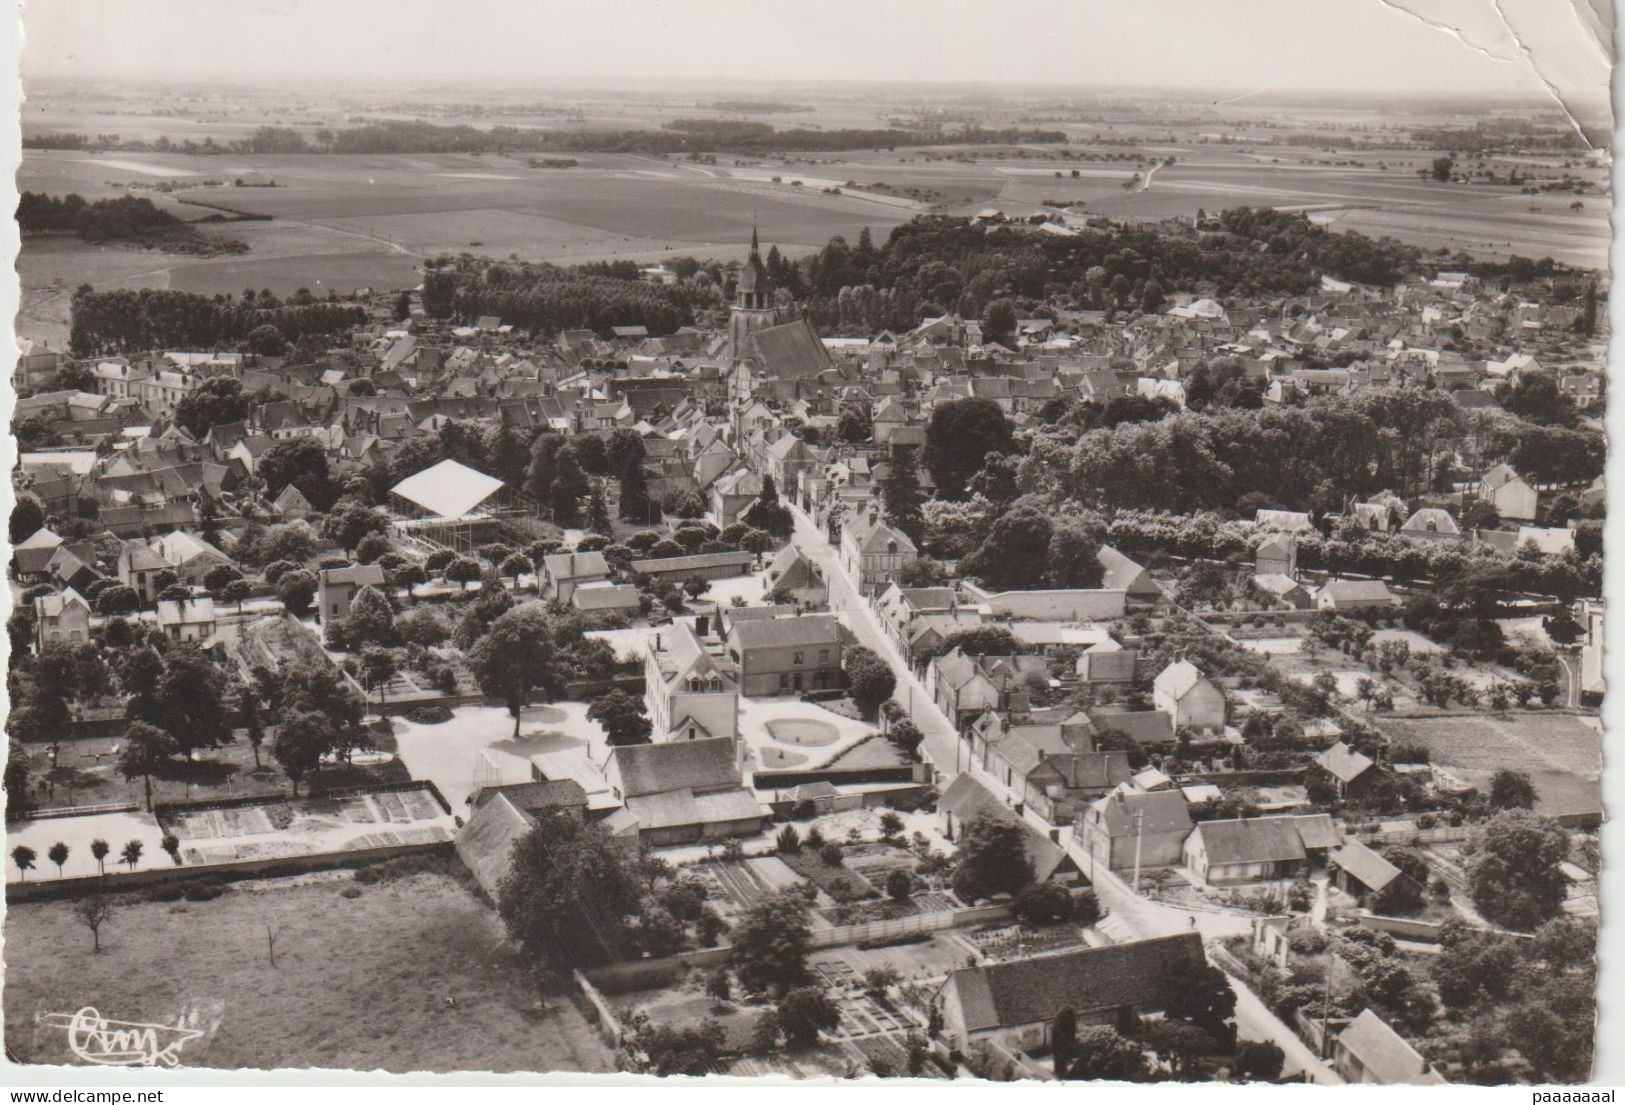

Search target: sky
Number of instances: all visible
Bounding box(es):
[15,0,1611,99]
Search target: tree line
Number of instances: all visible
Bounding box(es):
[18,191,247,255]
[69,286,366,356]
[24,119,1068,158]
[420,258,702,335]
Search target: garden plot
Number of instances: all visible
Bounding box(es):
[163,787,455,867]
[1382,714,1601,820]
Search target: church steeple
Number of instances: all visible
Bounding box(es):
[736,223,771,310]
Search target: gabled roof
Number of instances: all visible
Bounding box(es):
[1153,660,1208,700]
[1191,816,1309,866]
[1336,1009,1448,1084]
[941,933,1205,1031]
[1330,839,1404,892]
[319,563,387,588]
[745,319,831,380]
[611,737,740,798]
[1316,741,1377,783]
[1092,789,1194,837]
[726,613,840,650]
[543,551,609,581]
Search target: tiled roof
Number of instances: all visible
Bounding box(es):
[1192,816,1309,866]
[943,933,1205,1031]
[611,737,739,798]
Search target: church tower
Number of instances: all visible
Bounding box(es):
[727,224,780,367]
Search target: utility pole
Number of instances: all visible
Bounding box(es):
[1132,809,1145,893]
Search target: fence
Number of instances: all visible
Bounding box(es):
[6,839,454,904]
[811,901,1011,949]
[22,801,138,820]
[1346,823,1471,846]
[574,969,627,1047]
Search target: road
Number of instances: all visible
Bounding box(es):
[791,502,1341,1083]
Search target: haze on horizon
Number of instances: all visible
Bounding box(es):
[18,0,1610,104]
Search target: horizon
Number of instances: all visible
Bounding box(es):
[19,0,1609,106]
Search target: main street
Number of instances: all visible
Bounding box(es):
[790,501,1341,1083]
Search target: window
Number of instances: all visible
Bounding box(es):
[779,674,789,689]
[793,651,804,665]
[819,648,830,664]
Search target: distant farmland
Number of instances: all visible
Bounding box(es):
[15,130,1609,347]
[1381,713,1602,821]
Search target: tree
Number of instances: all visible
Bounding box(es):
[272,710,328,797]
[245,323,287,356]
[468,604,563,737]
[682,575,711,601]
[9,494,45,545]
[1053,1007,1078,1078]
[1065,1025,1150,1081]
[961,503,1054,589]
[885,869,913,903]
[120,839,144,871]
[586,484,614,536]
[627,1017,728,1076]
[119,721,177,811]
[1234,1040,1285,1081]
[259,437,333,509]
[47,841,69,877]
[174,376,250,438]
[77,894,114,952]
[1431,156,1454,182]
[730,892,813,995]
[776,825,801,854]
[322,500,389,555]
[95,584,140,617]
[359,646,402,707]
[90,838,109,876]
[776,986,839,1048]
[950,815,1033,902]
[1488,768,1537,810]
[1013,881,1074,925]
[983,298,1016,344]
[843,646,896,720]
[11,845,36,882]
[152,646,232,755]
[1469,810,1569,930]
[1160,958,1236,1034]
[879,446,925,542]
[499,813,646,975]
[220,578,253,613]
[587,689,653,746]
[277,569,318,615]
[888,718,923,757]
[1147,1018,1212,1077]
[837,408,871,444]
[618,460,654,523]
[742,475,792,537]
[445,557,483,588]
[923,398,1014,499]
[340,585,397,650]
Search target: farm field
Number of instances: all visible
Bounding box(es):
[1381,713,1602,820]
[2,869,615,1073]
[18,99,1610,349]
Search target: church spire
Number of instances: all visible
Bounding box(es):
[750,221,760,257]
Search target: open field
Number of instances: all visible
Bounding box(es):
[2,869,615,1073]
[1381,713,1602,820]
[18,91,1609,348]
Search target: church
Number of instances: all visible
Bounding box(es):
[726,226,831,402]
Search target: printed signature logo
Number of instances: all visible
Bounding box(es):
[41,1007,206,1067]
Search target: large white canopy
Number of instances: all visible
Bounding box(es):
[390,458,505,519]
